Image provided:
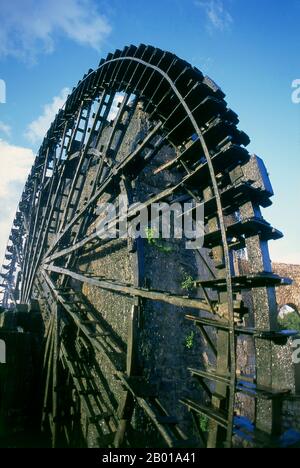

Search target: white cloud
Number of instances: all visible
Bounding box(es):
[0,139,34,261]
[0,122,11,137]
[0,0,112,61]
[195,0,233,32]
[25,87,70,145]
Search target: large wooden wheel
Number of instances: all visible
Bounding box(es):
[0,45,294,448]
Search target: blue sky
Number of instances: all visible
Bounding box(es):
[0,0,299,264]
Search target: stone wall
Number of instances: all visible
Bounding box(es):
[273,262,300,311]
[272,263,300,433]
